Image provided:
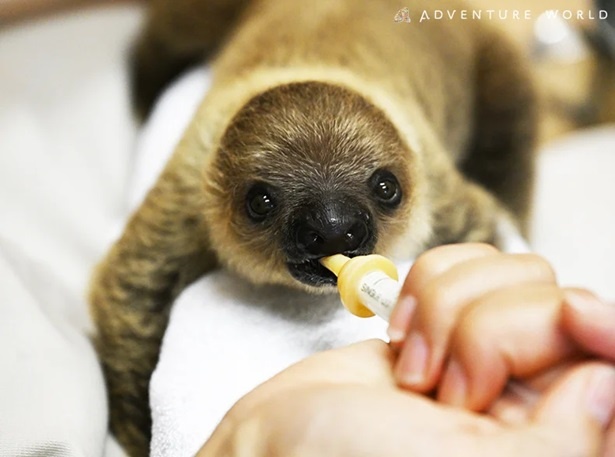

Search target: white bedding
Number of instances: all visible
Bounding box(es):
[0,6,143,457]
[0,5,614,457]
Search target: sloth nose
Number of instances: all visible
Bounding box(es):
[295,205,370,258]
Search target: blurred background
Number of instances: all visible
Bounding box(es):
[0,1,613,455]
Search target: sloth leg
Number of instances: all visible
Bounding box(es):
[427,160,508,248]
[90,154,216,456]
[131,0,251,118]
[461,31,538,235]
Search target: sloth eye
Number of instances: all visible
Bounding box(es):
[246,184,276,221]
[370,170,402,208]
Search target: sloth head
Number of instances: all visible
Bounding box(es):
[203,81,422,292]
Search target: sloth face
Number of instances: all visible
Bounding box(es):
[204,82,417,291]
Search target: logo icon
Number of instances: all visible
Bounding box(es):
[394,7,411,23]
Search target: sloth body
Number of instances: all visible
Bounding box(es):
[90,0,537,454]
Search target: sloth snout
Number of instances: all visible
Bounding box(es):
[294,203,371,258]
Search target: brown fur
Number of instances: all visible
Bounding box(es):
[91,0,538,454]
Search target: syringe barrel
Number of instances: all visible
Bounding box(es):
[357,271,402,320]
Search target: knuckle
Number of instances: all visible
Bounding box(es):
[464,242,500,255]
[411,247,449,279]
[418,280,458,321]
[454,302,498,349]
[411,243,497,281]
[516,253,557,282]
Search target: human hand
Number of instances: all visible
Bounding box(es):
[198,340,615,457]
[388,243,615,411]
[198,243,615,457]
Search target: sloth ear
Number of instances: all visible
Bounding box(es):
[89,128,217,451]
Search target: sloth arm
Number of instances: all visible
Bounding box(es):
[131,0,251,118]
[414,111,510,248]
[460,27,538,234]
[90,140,216,456]
[428,163,508,249]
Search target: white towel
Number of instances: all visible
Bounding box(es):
[130,67,530,457]
[149,270,395,457]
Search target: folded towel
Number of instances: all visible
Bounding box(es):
[130,67,530,457]
[150,269,394,457]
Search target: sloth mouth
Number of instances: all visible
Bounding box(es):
[287,259,338,287]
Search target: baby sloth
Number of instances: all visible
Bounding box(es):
[90,0,537,454]
[206,82,428,290]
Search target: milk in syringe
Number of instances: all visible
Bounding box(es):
[320,254,402,320]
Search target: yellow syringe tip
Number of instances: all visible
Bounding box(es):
[319,254,350,277]
[320,254,398,318]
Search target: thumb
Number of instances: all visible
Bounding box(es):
[530,362,615,457]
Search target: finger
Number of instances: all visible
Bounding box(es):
[395,254,557,391]
[605,420,615,457]
[487,362,582,426]
[437,284,577,411]
[388,243,498,345]
[399,243,500,298]
[387,295,417,345]
[483,363,615,457]
[530,362,615,457]
[487,381,540,426]
[561,288,615,362]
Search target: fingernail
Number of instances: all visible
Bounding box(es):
[586,366,615,427]
[387,295,417,344]
[439,359,468,407]
[565,290,611,314]
[387,328,406,345]
[398,332,429,386]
